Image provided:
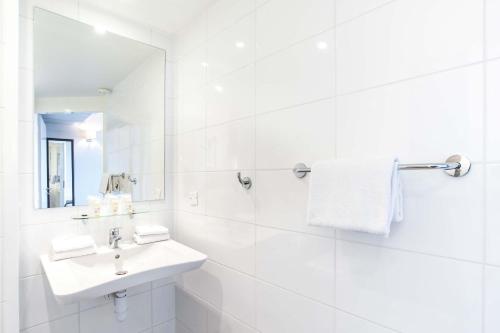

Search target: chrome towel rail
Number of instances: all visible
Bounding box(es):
[293,154,471,179]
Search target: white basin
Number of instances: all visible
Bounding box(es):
[41,240,207,304]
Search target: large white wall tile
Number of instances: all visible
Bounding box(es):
[487,59,500,161]
[152,284,175,325]
[176,212,255,274]
[207,306,258,333]
[255,170,335,237]
[256,29,334,113]
[256,98,335,169]
[336,241,482,333]
[152,319,175,333]
[207,14,255,81]
[335,311,397,333]
[486,164,500,265]
[337,65,483,162]
[20,314,79,333]
[206,0,255,38]
[207,118,255,171]
[256,281,335,333]
[338,165,484,262]
[336,0,483,94]
[485,265,500,333]
[176,129,206,172]
[177,87,205,133]
[486,0,500,59]
[205,171,255,223]
[336,0,394,24]
[20,275,79,329]
[179,261,256,326]
[256,227,335,305]
[176,172,206,215]
[176,288,208,333]
[80,292,152,333]
[256,0,334,58]
[177,46,207,96]
[206,65,255,126]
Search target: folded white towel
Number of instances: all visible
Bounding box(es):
[51,235,97,261]
[307,157,403,236]
[133,233,170,245]
[135,225,169,236]
[52,235,96,253]
[52,246,97,261]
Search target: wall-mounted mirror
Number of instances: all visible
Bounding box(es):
[34,9,166,209]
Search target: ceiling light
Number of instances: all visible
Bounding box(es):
[97,88,112,95]
[316,41,328,50]
[201,62,209,68]
[64,109,72,114]
[235,41,246,48]
[94,25,107,35]
[214,85,224,93]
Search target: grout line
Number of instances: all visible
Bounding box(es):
[334,0,398,27]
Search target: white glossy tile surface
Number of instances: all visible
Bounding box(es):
[206,118,255,171]
[335,311,397,333]
[486,0,500,59]
[336,0,394,24]
[256,29,334,113]
[256,227,335,305]
[486,164,500,265]
[20,275,78,329]
[206,65,255,126]
[336,241,482,333]
[180,261,256,326]
[176,212,255,274]
[255,170,335,237]
[206,0,255,38]
[487,59,500,161]
[205,171,255,223]
[207,15,255,81]
[256,98,335,169]
[256,281,335,333]
[336,0,483,94]
[337,65,483,162]
[20,315,79,333]
[485,265,500,333]
[176,129,206,172]
[152,285,175,325]
[256,0,334,58]
[176,288,208,333]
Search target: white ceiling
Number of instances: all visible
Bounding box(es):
[78,0,215,34]
[34,9,163,97]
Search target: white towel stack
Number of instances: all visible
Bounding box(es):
[307,157,403,236]
[51,235,97,261]
[133,225,170,245]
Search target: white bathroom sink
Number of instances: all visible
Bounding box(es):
[40,240,207,304]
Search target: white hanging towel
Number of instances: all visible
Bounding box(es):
[307,157,403,236]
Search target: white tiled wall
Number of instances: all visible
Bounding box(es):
[1,0,20,331]
[173,0,500,332]
[18,1,176,332]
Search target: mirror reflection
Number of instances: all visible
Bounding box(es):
[34,9,166,209]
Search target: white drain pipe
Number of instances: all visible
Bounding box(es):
[114,290,127,321]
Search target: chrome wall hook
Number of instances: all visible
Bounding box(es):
[237,172,252,190]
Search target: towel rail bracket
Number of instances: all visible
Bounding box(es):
[293,154,471,179]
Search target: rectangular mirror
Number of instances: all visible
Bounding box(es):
[34,8,166,209]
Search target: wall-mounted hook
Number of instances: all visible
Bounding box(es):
[237,172,252,190]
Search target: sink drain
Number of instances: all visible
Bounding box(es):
[115,270,128,275]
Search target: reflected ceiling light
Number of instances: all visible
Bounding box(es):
[85,130,97,142]
[316,41,328,50]
[64,108,72,114]
[235,41,246,49]
[201,62,209,68]
[214,85,224,93]
[94,25,107,35]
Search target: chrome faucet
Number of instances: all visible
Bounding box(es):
[109,228,122,249]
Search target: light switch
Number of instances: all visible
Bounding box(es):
[188,191,198,207]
